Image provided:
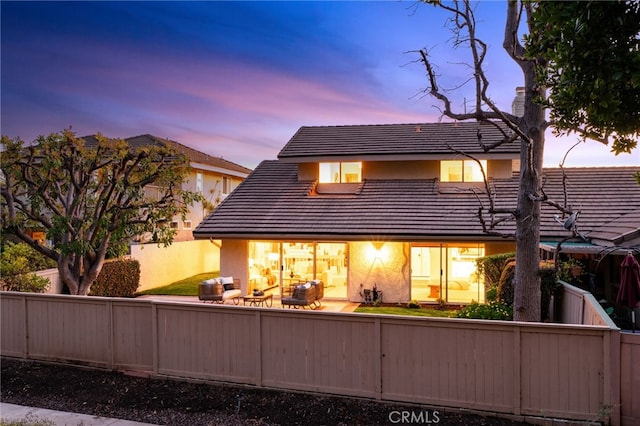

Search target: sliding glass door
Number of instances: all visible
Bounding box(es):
[249,241,348,299]
[411,243,485,303]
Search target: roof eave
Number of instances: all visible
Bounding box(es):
[278,152,519,163]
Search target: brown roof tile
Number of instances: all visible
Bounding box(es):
[193,162,640,242]
[82,134,252,175]
[278,122,521,160]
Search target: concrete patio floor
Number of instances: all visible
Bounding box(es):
[136,294,360,313]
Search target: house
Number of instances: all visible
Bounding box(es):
[85,134,252,242]
[193,122,640,304]
[124,135,252,242]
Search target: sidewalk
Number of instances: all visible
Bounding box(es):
[0,403,157,426]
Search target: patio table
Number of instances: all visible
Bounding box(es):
[243,293,273,307]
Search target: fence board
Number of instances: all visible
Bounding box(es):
[260,311,378,397]
[112,301,153,370]
[380,318,517,413]
[520,327,605,420]
[154,304,258,384]
[1,294,26,356]
[26,296,112,365]
[620,332,640,425]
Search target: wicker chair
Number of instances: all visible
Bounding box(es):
[198,278,241,304]
[281,280,323,309]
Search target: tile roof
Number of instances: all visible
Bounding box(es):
[125,134,252,174]
[278,122,521,160]
[83,134,252,175]
[193,162,640,243]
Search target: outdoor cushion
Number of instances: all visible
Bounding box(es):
[223,283,235,291]
[222,289,242,300]
[219,276,234,285]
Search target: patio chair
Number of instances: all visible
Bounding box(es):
[198,277,241,304]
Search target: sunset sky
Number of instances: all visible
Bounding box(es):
[2,1,638,169]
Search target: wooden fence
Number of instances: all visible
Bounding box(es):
[558,281,617,327]
[1,290,634,424]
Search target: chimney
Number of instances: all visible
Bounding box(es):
[511,86,525,117]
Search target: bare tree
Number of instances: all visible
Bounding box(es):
[418,0,639,321]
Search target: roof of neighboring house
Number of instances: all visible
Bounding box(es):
[83,134,252,176]
[586,209,640,246]
[193,162,640,243]
[278,122,521,161]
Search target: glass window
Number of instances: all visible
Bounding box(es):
[440,160,486,182]
[222,176,230,194]
[319,162,361,183]
[196,172,203,193]
[249,242,280,295]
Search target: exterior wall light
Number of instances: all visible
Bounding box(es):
[368,241,389,263]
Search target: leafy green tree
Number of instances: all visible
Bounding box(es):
[1,129,203,295]
[527,1,640,154]
[419,0,639,321]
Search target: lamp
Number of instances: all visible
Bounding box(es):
[368,241,389,263]
[267,252,279,270]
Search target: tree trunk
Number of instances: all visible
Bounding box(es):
[58,254,103,296]
[513,81,546,322]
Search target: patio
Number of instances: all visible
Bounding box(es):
[136,294,360,313]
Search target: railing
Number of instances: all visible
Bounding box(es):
[0,291,625,424]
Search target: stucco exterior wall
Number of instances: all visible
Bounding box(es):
[131,240,219,291]
[172,169,246,242]
[487,159,516,179]
[348,241,410,303]
[298,162,317,180]
[220,239,250,294]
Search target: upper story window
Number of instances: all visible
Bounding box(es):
[319,162,362,183]
[222,176,231,195]
[196,172,203,193]
[440,160,486,182]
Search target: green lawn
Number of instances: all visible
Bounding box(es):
[354,305,459,318]
[136,271,218,296]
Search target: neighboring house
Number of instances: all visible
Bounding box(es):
[193,122,640,304]
[125,135,252,242]
[85,134,252,242]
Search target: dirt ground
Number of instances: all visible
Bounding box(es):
[1,358,529,425]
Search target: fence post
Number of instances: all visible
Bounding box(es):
[605,329,621,426]
[22,294,29,358]
[513,324,521,416]
[255,310,263,387]
[374,317,382,400]
[151,302,159,375]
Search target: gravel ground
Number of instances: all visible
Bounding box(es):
[1,358,529,425]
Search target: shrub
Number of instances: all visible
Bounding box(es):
[0,242,54,293]
[407,299,420,309]
[456,301,513,321]
[1,241,56,272]
[476,252,516,289]
[485,285,499,302]
[89,258,140,297]
[540,265,559,321]
[496,257,516,307]
[495,259,559,321]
